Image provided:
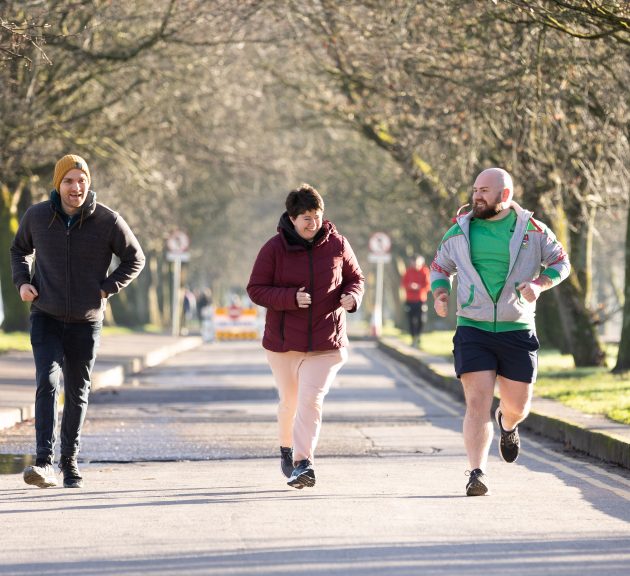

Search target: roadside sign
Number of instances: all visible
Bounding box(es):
[166,251,191,262]
[368,231,391,338]
[166,230,190,254]
[369,232,391,255]
[368,253,391,263]
[165,229,190,335]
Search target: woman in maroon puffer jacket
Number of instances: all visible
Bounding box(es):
[247,184,364,489]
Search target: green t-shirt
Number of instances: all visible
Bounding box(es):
[469,210,517,302]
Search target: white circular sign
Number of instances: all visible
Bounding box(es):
[167,230,190,253]
[369,232,391,255]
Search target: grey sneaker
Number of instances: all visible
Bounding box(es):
[280,447,293,478]
[287,459,316,489]
[59,455,84,488]
[495,408,520,463]
[23,459,58,488]
[465,468,489,496]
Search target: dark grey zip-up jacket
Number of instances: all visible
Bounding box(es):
[10,190,145,323]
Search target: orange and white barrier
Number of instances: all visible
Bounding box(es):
[203,306,260,341]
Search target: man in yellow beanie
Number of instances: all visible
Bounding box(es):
[10,153,145,489]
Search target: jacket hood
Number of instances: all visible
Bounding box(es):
[277,211,334,250]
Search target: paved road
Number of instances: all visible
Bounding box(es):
[0,340,629,575]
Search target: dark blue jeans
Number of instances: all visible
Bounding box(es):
[30,312,102,462]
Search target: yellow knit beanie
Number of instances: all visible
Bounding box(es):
[53,154,91,191]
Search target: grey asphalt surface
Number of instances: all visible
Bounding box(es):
[0,336,629,575]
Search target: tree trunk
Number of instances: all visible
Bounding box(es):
[146,253,163,328]
[557,275,607,367]
[613,204,630,374]
[536,290,571,353]
[548,201,607,367]
[0,183,29,331]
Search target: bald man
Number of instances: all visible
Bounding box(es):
[430,168,570,496]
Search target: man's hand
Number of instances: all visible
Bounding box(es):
[433,290,449,317]
[340,293,355,311]
[517,276,550,303]
[19,283,38,302]
[296,286,311,308]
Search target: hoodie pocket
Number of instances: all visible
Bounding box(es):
[461,284,475,309]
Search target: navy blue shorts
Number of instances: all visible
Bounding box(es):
[452,326,540,383]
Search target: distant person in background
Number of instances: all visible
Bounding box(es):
[400,255,431,347]
[182,287,197,334]
[247,183,364,489]
[10,153,145,489]
[196,287,213,323]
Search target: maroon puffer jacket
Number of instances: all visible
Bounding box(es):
[247,214,364,353]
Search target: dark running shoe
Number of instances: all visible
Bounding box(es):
[465,468,489,496]
[59,455,84,488]
[495,408,520,463]
[280,447,294,478]
[23,459,58,488]
[287,459,316,489]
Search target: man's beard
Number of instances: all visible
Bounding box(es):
[472,200,503,219]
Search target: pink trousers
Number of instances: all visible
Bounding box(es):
[265,348,348,463]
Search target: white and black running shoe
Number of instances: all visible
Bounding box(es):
[23,460,58,488]
[465,468,489,496]
[287,459,316,489]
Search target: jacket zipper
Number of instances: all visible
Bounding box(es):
[307,247,314,351]
[463,228,495,324]
[463,214,527,332]
[65,222,71,320]
[490,221,527,331]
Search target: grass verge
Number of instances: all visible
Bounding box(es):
[0,325,159,354]
[0,331,31,353]
[390,327,630,426]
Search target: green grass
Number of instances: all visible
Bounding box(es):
[391,328,630,426]
[0,331,31,353]
[0,325,160,354]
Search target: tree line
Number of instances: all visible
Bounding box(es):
[0,1,628,372]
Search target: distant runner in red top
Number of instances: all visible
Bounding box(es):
[400,255,431,347]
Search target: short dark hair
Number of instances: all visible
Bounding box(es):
[285,183,324,218]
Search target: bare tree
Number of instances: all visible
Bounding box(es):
[259,0,628,366]
[0,0,264,329]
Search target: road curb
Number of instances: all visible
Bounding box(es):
[91,336,203,391]
[0,336,203,431]
[377,337,630,470]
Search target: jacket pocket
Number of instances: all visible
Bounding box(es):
[461,284,475,309]
[279,311,285,342]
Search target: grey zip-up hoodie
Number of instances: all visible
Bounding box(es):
[430,202,570,331]
[10,190,145,323]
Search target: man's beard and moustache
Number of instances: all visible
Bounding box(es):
[472,195,504,219]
